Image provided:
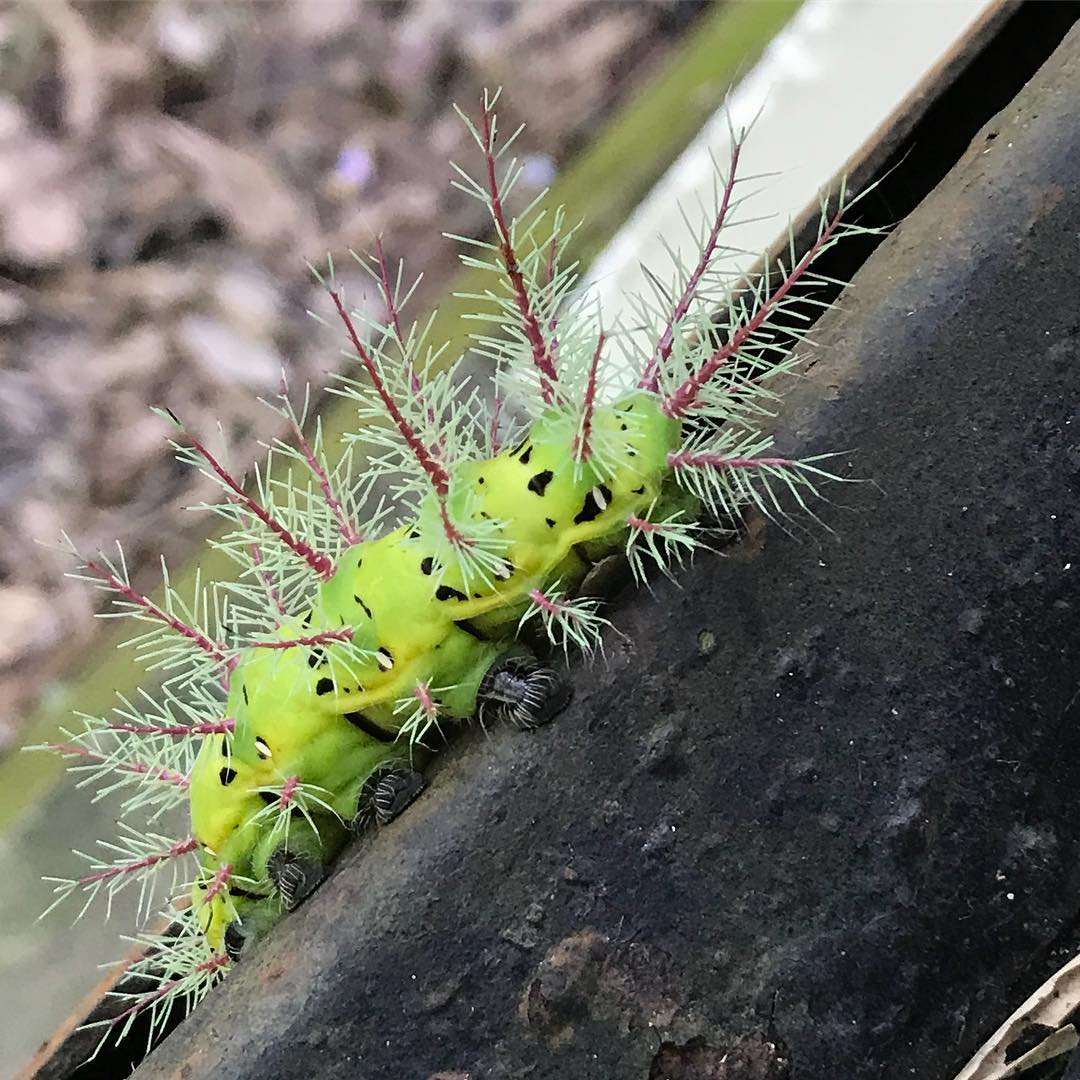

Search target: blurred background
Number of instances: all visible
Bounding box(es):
[0,0,1011,1073]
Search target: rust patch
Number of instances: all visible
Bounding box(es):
[726,509,768,563]
[519,928,692,1049]
[260,960,288,985]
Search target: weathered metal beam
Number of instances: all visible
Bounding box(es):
[126,18,1080,1080]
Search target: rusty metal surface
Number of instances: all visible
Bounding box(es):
[129,22,1080,1080]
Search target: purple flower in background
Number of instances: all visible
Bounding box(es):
[334,145,376,191]
[519,153,557,190]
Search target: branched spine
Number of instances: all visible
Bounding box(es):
[573,332,605,463]
[276,378,364,547]
[78,552,232,671]
[394,680,446,753]
[660,193,853,420]
[161,411,337,580]
[476,98,559,403]
[48,743,189,790]
[323,274,496,579]
[328,288,451,495]
[249,627,355,651]
[200,864,233,905]
[250,777,339,848]
[99,718,234,737]
[96,913,231,1052]
[520,586,611,659]
[626,505,705,587]
[640,130,746,392]
[44,825,199,923]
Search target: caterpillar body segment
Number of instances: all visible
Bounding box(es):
[42,94,878,1051]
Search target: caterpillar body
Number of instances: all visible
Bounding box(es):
[192,387,680,960]
[41,92,871,1049]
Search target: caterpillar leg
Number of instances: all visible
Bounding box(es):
[221,892,291,962]
[224,921,247,962]
[576,550,631,601]
[267,848,327,911]
[354,763,426,829]
[477,652,572,731]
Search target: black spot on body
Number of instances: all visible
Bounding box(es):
[219,767,237,786]
[632,485,646,495]
[527,470,554,496]
[357,557,363,569]
[420,557,434,576]
[355,595,373,619]
[546,517,556,528]
[436,585,468,602]
[620,423,628,431]
[259,790,278,805]
[316,677,334,696]
[242,685,249,706]
[308,648,326,669]
[519,445,533,465]
[478,476,485,485]
[344,711,396,742]
[574,484,613,525]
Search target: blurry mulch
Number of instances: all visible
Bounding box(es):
[0,0,707,751]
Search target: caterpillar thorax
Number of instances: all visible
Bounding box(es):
[42,91,874,1050]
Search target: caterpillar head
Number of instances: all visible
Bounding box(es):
[187,629,408,943]
[191,633,395,830]
[194,877,282,962]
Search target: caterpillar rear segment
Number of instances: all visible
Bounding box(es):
[41,89,876,1051]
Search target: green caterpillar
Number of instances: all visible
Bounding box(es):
[191,386,681,959]
[41,92,870,1048]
